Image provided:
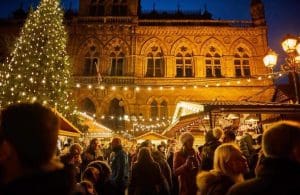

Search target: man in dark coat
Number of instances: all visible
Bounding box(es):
[0,103,74,195]
[227,121,300,195]
[110,137,129,195]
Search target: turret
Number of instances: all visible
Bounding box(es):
[250,0,266,26]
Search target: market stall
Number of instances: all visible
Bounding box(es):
[164,100,300,144]
[135,131,169,145]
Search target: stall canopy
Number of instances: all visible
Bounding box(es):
[135,131,169,144]
[166,100,300,134]
[79,112,112,138]
[56,111,82,137]
[163,114,205,138]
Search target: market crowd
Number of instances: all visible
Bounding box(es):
[1,103,300,195]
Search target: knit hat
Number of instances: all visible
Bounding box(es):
[111,137,122,148]
[179,132,194,145]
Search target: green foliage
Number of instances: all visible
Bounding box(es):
[0,0,83,131]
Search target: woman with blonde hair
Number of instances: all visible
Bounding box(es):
[196,143,248,195]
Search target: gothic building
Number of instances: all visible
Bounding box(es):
[0,0,272,133]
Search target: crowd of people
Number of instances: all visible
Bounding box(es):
[1,103,300,195]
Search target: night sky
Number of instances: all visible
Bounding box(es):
[0,0,299,59]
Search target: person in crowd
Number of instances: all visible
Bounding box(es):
[152,150,172,194]
[197,143,248,195]
[81,138,103,170]
[174,132,199,195]
[82,167,100,189]
[0,103,74,194]
[87,160,113,195]
[200,127,223,171]
[157,144,166,158]
[131,139,152,166]
[227,121,300,195]
[239,129,256,163]
[60,143,83,182]
[166,140,179,195]
[129,147,166,195]
[74,180,97,195]
[61,138,74,156]
[110,137,129,195]
[223,130,236,144]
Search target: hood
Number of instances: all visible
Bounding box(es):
[197,171,234,195]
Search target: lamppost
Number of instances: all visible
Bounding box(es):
[263,34,300,104]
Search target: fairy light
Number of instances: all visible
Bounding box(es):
[0,0,78,126]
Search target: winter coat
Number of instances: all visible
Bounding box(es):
[227,157,300,195]
[129,161,165,195]
[197,171,235,195]
[152,151,172,193]
[200,140,221,171]
[239,133,256,165]
[0,168,74,195]
[110,146,129,189]
[173,149,199,195]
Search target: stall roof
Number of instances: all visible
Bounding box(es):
[183,101,300,114]
[55,111,82,137]
[135,131,169,141]
[163,114,205,137]
[78,112,112,138]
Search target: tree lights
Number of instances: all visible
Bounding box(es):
[0,0,80,126]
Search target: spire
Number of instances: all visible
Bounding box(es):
[250,0,266,26]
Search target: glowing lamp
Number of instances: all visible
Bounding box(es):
[281,34,298,53]
[263,49,278,68]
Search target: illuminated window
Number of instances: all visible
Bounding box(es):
[205,47,222,77]
[176,53,193,77]
[150,100,158,120]
[146,51,164,77]
[160,100,168,118]
[234,47,250,77]
[89,0,105,16]
[110,52,125,76]
[83,45,99,76]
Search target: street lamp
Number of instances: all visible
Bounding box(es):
[263,34,300,104]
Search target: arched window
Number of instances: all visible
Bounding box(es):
[146,51,164,77]
[84,45,99,76]
[110,52,125,76]
[150,100,158,120]
[112,0,128,16]
[80,98,96,115]
[89,0,105,16]
[160,101,168,119]
[104,98,125,132]
[205,46,222,77]
[176,53,193,77]
[234,47,250,77]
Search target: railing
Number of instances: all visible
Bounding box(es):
[103,76,135,85]
[138,19,253,27]
[73,76,100,84]
[73,76,135,85]
[77,16,133,24]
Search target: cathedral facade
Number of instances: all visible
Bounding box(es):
[0,0,272,133]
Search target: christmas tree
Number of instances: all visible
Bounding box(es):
[0,0,80,126]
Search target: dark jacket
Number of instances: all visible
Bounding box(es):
[110,146,129,189]
[173,149,199,195]
[200,132,221,171]
[152,151,172,194]
[197,171,235,195]
[129,161,165,195]
[0,168,74,195]
[227,158,300,195]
